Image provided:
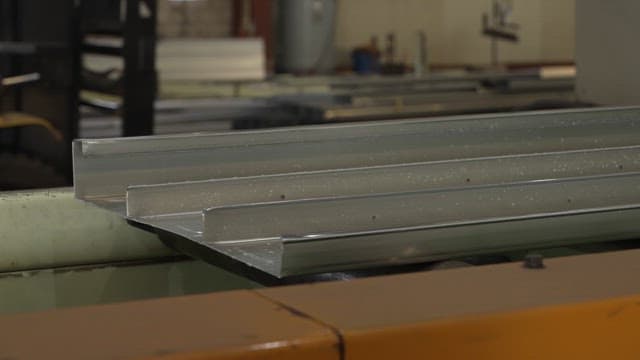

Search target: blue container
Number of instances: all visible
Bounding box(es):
[352,50,380,74]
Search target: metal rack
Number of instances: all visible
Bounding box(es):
[0,0,81,182]
[0,0,157,189]
[82,0,157,137]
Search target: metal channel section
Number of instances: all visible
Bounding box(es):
[125,146,640,218]
[74,107,640,279]
[203,173,640,276]
[75,107,640,205]
[133,172,640,277]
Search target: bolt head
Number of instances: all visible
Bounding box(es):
[523,253,545,269]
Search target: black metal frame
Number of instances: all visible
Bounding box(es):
[0,0,157,188]
[0,0,81,181]
[83,0,157,137]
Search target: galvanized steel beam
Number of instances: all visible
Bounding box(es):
[75,107,640,207]
[73,107,640,278]
[125,146,640,218]
[200,172,640,276]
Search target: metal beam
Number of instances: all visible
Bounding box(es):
[74,107,640,206]
[128,171,640,277]
[206,172,640,243]
[199,172,640,276]
[73,107,640,278]
[126,145,640,217]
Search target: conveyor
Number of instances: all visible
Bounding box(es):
[73,107,640,282]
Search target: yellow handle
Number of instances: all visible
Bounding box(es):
[0,112,63,142]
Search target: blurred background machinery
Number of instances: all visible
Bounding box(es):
[0,0,156,189]
[1,0,584,190]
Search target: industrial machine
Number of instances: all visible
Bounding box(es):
[3,1,640,359]
[0,0,157,189]
[3,106,640,359]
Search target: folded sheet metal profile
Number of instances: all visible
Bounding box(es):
[72,107,640,279]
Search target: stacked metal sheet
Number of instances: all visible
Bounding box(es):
[74,107,640,279]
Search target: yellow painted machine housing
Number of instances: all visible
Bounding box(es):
[1,248,640,359]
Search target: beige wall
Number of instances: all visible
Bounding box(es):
[333,0,575,66]
[154,0,575,68]
[158,0,232,39]
[540,0,575,61]
[441,0,542,64]
[333,0,444,65]
[576,0,640,105]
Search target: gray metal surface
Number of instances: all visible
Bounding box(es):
[325,71,538,89]
[274,76,575,123]
[319,91,578,122]
[126,146,640,217]
[205,171,640,243]
[73,107,640,278]
[228,208,640,276]
[137,173,640,277]
[273,71,573,97]
[75,107,640,205]
[79,76,574,138]
[79,98,274,138]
